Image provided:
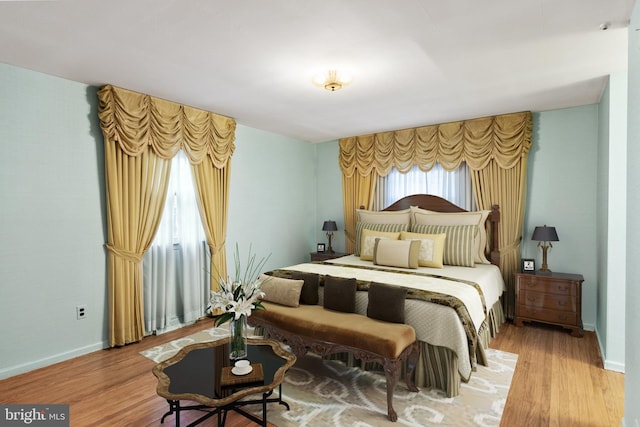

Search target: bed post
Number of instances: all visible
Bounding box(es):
[490,204,500,266]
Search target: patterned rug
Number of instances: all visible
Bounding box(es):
[141,327,517,427]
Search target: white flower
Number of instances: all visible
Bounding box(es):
[208,244,271,327]
[231,297,256,319]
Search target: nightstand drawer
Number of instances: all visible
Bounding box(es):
[515,272,584,337]
[518,276,578,296]
[518,305,578,326]
[518,291,577,312]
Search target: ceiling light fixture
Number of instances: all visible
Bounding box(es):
[312,69,352,92]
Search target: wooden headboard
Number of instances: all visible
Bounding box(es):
[381,194,500,266]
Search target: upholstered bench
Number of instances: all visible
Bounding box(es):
[248,275,420,422]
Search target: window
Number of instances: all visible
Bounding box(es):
[374,162,475,210]
[143,151,210,334]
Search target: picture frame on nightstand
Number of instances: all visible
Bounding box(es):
[317,243,326,253]
[521,258,535,274]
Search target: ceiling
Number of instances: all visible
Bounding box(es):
[0,0,634,143]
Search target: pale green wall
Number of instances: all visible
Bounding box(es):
[625,3,640,425]
[227,125,316,271]
[0,63,317,379]
[522,106,599,330]
[0,63,108,378]
[596,72,627,373]
[314,141,344,256]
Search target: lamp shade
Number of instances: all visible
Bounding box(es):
[322,220,338,232]
[531,225,559,242]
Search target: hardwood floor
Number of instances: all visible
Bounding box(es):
[492,322,624,427]
[0,319,624,426]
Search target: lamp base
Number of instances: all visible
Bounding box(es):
[327,233,334,254]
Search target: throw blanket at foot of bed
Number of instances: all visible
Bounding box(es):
[249,302,420,422]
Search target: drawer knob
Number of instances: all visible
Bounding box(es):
[558,286,569,291]
[558,301,568,306]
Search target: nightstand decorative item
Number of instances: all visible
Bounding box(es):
[322,220,338,253]
[514,272,584,337]
[521,258,535,274]
[531,225,559,272]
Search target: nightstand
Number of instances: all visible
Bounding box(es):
[310,252,346,262]
[514,272,584,337]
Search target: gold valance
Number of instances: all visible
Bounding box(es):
[339,111,532,177]
[98,85,235,167]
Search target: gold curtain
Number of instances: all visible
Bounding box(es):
[341,172,377,253]
[98,85,236,346]
[472,161,529,319]
[104,146,171,347]
[191,161,230,291]
[339,111,532,316]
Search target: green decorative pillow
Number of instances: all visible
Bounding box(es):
[410,207,491,264]
[258,274,304,307]
[373,238,421,269]
[355,222,409,256]
[290,271,319,305]
[411,224,476,267]
[323,275,357,313]
[366,282,408,324]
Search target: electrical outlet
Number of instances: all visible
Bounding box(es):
[76,305,87,320]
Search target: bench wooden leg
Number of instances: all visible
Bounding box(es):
[383,358,401,422]
[383,341,421,422]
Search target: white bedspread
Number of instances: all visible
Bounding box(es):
[282,255,505,379]
[326,255,505,314]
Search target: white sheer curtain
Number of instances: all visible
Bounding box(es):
[143,150,210,334]
[374,162,475,210]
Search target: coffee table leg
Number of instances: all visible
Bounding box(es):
[160,400,181,427]
[277,384,290,410]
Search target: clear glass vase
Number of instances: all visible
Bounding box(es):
[229,315,247,360]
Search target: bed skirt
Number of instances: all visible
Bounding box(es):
[254,298,504,398]
[325,298,504,397]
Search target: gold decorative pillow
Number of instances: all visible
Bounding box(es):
[258,274,304,307]
[355,222,409,256]
[360,229,401,261]
[373,238,421,269]
[400,231,446,268]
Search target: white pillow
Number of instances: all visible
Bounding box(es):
[356,208,411,225]
[410,206,491,264]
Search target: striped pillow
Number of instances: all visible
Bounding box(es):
[412,224,477,267]
[355,222,409,256]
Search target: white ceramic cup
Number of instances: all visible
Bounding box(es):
[235,360,250,369]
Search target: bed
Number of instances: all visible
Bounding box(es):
[268,194,505,397]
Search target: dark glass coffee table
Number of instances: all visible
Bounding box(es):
[152,337,296,427]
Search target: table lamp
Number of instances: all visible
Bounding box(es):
[322,220,338,254]
[531,225,559,272]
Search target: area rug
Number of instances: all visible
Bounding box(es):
[141,328,517,427]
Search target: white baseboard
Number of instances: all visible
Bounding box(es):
[595,327,626,373]
[0,341,108,380]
